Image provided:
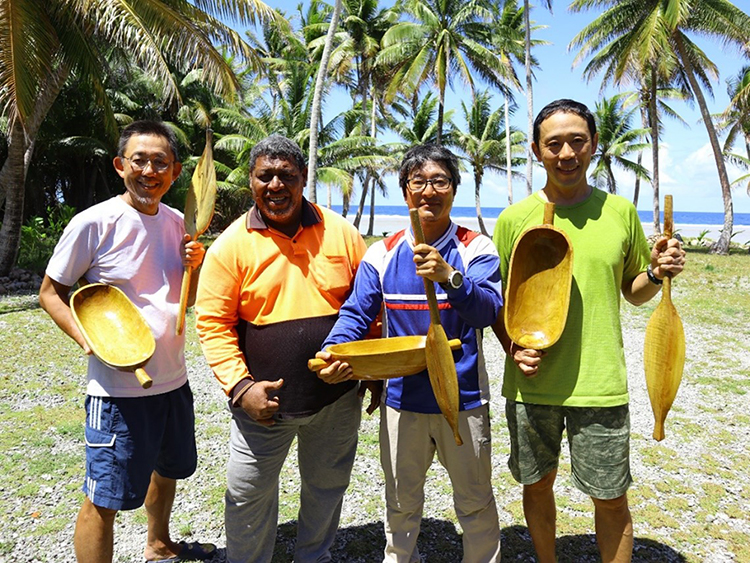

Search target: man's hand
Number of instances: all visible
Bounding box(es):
[239,379,283,426]
[509,343,546,379]
[650,236,686,280]
[413,243,452,284]
[359,380,383,415]
[314,351,354,384]
[182,234,206,269]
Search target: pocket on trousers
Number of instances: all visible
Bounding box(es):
[85,425,116,448]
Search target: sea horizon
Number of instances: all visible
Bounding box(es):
[330,205,750,244]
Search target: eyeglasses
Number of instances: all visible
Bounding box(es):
[406,176,453,193]
[122,155,173,172]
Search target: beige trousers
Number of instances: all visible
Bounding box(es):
[380,403,501,563]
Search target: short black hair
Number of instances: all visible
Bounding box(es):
[118,120,180,161]
[249,134,306,173]
[398,144,461,197]
[533,99,597,146]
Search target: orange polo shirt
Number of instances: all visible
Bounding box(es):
[195,200,366,414]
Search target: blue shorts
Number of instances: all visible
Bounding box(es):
[83,382,197,510]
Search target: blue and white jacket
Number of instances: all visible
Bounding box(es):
[322,221,503,414]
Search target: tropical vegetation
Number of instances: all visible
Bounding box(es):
[2,0,750,277]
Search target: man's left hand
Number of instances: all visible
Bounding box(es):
[650,236,686,280]
[182,234,206,269]
[359,380,383,415]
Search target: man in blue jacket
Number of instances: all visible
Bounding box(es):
[317,144,503,563]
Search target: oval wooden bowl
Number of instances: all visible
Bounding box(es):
[505,202,573,350]
[308,336,462,380]
[70,283,155,388]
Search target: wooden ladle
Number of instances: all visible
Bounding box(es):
[504,201,573,350]
[70,283,155,389]
[308,336,463,380]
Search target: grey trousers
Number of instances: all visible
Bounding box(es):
[225,386,362,563]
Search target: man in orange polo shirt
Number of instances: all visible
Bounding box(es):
[195,134,376,563]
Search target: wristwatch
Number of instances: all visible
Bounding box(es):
[440,269,464,291]
[646,264,663,286]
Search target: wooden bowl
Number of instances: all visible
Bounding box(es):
[308,336,462,380]
[504,202,573,350]
[70,283,155,388]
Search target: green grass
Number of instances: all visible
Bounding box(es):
[1,248,750,561]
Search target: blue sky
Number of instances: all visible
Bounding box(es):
[252,1,750,213]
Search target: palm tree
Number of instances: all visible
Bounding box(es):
[308,0,343,203]
[489,0,535,205]
[570,0,750,254]
[455,90,525,235]
[523,0,553,196]
[0,0,278,276]
[720,65,750,161]
[590,96,651,195]
[377,0,514,145]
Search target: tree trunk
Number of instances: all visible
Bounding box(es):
[307,0,342,204]
[366,178,376,236]
[524,0,533,196]
[475,170,488,236]
[505,95,513,206]
[342,192,350,217]
[0,120,30,275]
[633,96,648,207]
[648,66,661,235]
[353,175,369,229]
[673,35,733,254]
[0,64,70,276]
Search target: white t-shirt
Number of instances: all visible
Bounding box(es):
[46,196,188,397]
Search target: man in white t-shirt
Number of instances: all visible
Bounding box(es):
[39,121,212,562]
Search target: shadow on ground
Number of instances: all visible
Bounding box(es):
[205,521,687,562]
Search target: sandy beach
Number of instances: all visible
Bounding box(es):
[348,213,750,245]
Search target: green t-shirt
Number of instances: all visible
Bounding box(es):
[493,189,650,407]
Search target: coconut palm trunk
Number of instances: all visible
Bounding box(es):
[505,95,513,205]
[648,67,661,235]
[0,65,70,276]
[307,0,342,204]
[475,170,488,236]
[633,99,649,207]
[524,0,533,196]
[673,34,733,254]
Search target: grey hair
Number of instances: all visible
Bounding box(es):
[249,134,306,173]
[118,120,180,161]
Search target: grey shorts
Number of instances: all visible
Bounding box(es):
[505,400,632,500]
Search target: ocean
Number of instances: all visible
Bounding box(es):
[332,205,750,244]
[332,205,750,227]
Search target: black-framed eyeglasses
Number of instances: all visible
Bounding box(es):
[406,175,453,193]
[122,155,172,172]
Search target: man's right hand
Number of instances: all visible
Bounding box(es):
[239,379,284,426]
[509,343,546,379]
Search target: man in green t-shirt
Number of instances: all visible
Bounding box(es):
[492,99,685,563]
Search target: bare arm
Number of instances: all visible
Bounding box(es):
[491,311,544,379]
[39,275,91,354]
[622,237,686,306]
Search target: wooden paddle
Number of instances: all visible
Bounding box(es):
[176,129,217,335]
[504,201,573,350]
[643,195,685,441]
[409,208,463,446]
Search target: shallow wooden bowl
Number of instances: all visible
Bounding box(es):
[505,202,573,350]
[308,336,462,380]
[70,283,155,388]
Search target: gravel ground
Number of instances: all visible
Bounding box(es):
[1,289,749,562]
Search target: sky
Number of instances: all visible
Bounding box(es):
[251,0,750,214]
